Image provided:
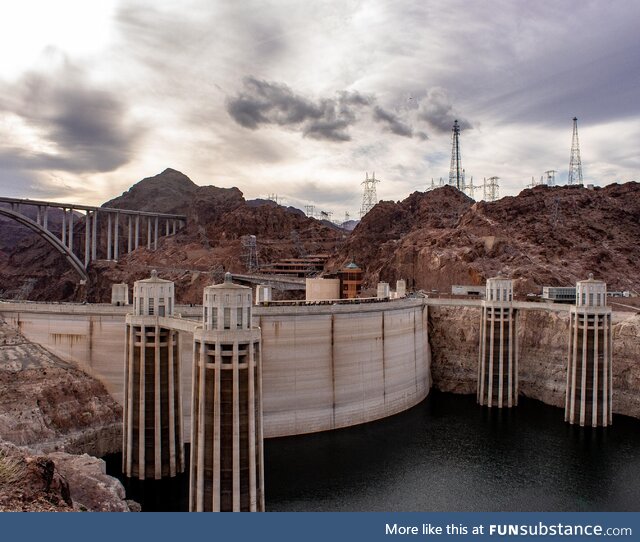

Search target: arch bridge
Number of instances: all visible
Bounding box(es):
[0,196,187,281]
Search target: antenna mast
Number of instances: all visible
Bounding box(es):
[568,117,583,185]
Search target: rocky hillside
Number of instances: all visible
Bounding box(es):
[0,169,343,303]
[329,183,640,296]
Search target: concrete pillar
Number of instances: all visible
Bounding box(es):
[43,207,48,230]
[135,215,140,250]
[154,216,159,250]
[68,208,74,250]
[92,211,97,261]
[172,220,176,235]
[36,206,42,226]
[565,274,612,427]
[61,208,67,246]
[84,211,91,268]
[114,212,120,260]
[128,216,132,253]
[190,273,264,512]
[165,219,170,236]
[123,271,184,479]
[477,276,518,408]
[147,218,152,250]
[107,213,112,260]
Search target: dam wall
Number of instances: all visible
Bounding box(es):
[253,299,431,437]
[0,298,431,438]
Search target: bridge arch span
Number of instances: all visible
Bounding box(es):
[0,207,88,281]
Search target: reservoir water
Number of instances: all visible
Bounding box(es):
[105,391,640,511]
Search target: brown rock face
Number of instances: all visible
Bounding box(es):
[331,183,640,295]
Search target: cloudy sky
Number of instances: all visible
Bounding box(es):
[1,1,639,217]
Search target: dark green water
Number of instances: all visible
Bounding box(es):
[105,391,640,511]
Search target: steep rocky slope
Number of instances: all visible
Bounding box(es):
[330,183,640,295]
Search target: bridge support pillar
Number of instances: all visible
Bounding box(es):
[114,212,120,260]
[68,208,74,250]
[107,213,112,260]
[84,211,91,268]
[135,215,140,250]
[154,216,159,250]
[128,216,132,253]
[147,218,152,250]
[43,207,48,230]
[61,208,67,246]
[92,211,97,261]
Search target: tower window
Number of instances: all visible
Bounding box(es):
[224,308,231,329]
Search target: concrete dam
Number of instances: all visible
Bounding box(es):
[0,297,431,439]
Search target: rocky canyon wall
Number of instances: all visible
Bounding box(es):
[428,306,640,419]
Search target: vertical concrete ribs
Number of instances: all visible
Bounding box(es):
[477,276,518,408]
[190,273,265,512]
[123,271,185,479]
[565,274,613,427]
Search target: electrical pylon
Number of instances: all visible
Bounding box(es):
[360,172,380,218]
[448,120,464,191]
[568,117,583,186]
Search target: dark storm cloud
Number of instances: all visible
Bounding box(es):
[373,106,413,137]
[226,77,373,142]
[0,58,143,175]
[417,88,471,133]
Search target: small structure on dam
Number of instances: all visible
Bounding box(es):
[477,276,518,408]
[190,273,264,512]
[123,271,185,479]
[565,274,613,427]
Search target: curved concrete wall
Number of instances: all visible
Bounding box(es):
[254,298,431,437]
[1,299,431,439]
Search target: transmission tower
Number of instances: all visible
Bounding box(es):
[360,172,380,218]
[544,170,557,186]
[568,117,583,185]
[344,211,350,223]
[448,120,464,191]
[463,174,482,200]
[304,204,315,218]
[241,235,259,272]
[483,176,500,202]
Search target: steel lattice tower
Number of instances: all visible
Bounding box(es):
[568,117,583,186]
[360,172,380,218]
[448,120,464,191]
